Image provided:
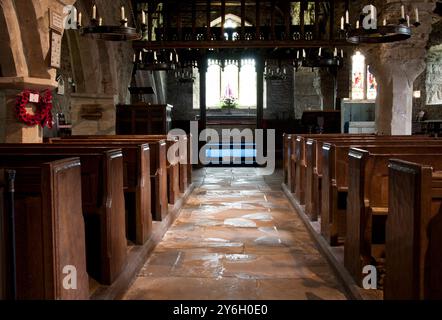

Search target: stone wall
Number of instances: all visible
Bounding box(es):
[265,67,295,120]
[294,67,322,118]
[412,19,442,121]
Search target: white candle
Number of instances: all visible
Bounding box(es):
[99,17,103,26]
[121,6,125,20]
[92,5,96,20]
[401,5,405,19]
[345,10,349,24]
[341,16,344,30]
[142,11,146,24]
[133,53,136,63]
[383,19,387,26]
[170,52,173,62]
[356,20,360,29]
[334,48,337,57]
[78,12,82,27]
[341,49,344,58]
[154,51,157,61]
[139,51,142,61]
[303,49,306,58]
[296,50,299,59]
[407,15,410,27]
[318,47,322,57]
[415,8,419,23]
[176,54,179,63]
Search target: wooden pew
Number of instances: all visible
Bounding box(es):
[318,138,442,245]
[345,146,442,286]
[50,138,170,220]
[289,134,375,204]
[386,159,442,300]
[0,158,89,299]
[54,134,192,189]
[304,135,434,218]
[47,141,152,244]
[0,170,8,299]
[166,138,180,204]
[283,134,292,185]
[0,147,127,285]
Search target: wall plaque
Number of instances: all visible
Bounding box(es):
[49,9,64,33]
[50,31,62,68]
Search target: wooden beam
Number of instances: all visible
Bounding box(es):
[147,2,153,42]
[271,0,276,40]
[315,0,320,40]
[284,1,291,41]
[192,0,197,39]
[199,57,208,133]
[206,0,211,40]
[241,0,246,40]
[300,0,305,40]
[256,0,261,40]
[221,0,226,40]
[330,0,335,40]
[177,1,182,41]
[133,39,353,50]
[256,53,264,129]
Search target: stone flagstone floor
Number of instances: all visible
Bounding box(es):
[122,168,347,300]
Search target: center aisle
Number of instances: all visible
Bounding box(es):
[122,168,347,300]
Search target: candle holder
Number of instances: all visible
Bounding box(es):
[78,6,141,41]
[342,8,420,45]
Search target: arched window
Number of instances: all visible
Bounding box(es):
[206,15,257,109]
[351,51,377,101]
[206,59,257,109]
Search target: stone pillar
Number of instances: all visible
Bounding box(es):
[0,78,57,143]
[364,1,435,135]
[0,0,76,142]
[372,60,422,135]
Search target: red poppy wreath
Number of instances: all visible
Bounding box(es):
[15,89,53,128]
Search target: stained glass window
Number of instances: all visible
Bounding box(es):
[206,59,257,108]
[351,51,377,100]
[367,66,378,100]
[351,51,365,100]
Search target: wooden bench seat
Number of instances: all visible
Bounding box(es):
[287,134,376,200]
[319,140,442,245]
[304,136,437,217]
[345,147,442,286]
[386,159,442,300]
[0,147,127,285]
[44,141,152,244]
[0,158,89,299]
[49,139,169,221]
[52,134,192,191]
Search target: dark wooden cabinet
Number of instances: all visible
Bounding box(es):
[116,104,173,135]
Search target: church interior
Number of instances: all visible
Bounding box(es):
[1,0,442,302]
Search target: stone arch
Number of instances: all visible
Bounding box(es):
[0,0,29,77]
[14,0,51,79]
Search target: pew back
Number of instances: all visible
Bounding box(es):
[0,170,5,299]
[386,159,442,300]
[345,147,442,285]
[0,158,89,299]
[0,147,127,285]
